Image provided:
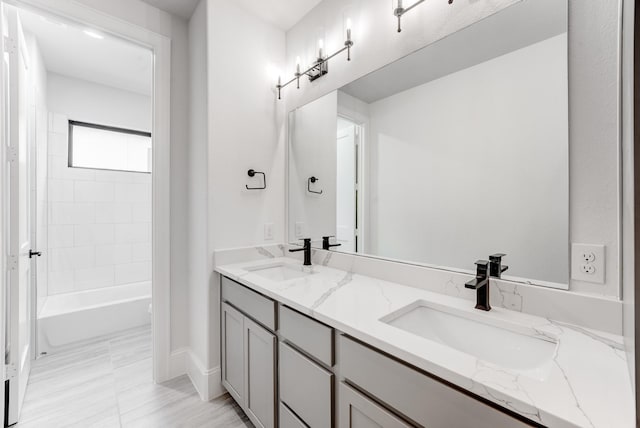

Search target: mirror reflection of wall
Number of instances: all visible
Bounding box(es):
[288,0,569,288]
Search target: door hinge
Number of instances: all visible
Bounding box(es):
[7,145,17,163]
[7,254,17,271]
[4,363,16,381]
[3,36,16,54]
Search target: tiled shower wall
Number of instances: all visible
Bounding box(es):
[47,113,152,294]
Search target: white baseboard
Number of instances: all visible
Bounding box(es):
[168,347,188,379]
[186,350,225,401]
[166,347,224,401]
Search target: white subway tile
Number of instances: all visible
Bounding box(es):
[131,173,152,184]
[74,181,115,203]
[51,113,68,134]
[113,204,133,223]
[131,203,151,223]
[115,223,151,244]
[49,203,95,225]
[115,262,151,285]
[131,243,152,262]
[74,224,115,246]
[49,246,94,272]
[114,182,151,203]
[48,132,68,156]
[48,271,75,295]
[94,170,149,183]
[48,155,95,181]
[48,225,74,248]
[95,244,132,266]
[48,179,74,202]
[94,204,115,224]
[74,266,115,290]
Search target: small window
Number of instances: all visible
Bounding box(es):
[68,120,152,173]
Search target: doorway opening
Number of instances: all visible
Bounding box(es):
[3,4,154,425]
[336,115,364,253]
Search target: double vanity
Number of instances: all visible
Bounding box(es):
[215,252,632,428]
[215,0,633,426]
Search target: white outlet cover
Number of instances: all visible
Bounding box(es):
[263,223,274,240]
[571,243,605,284]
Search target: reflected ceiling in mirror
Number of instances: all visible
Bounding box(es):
[288,0,569,288]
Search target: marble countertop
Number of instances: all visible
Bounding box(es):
[215,257,633,428]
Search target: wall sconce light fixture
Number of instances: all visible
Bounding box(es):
[276,20,354,100]
[394,0,454,33]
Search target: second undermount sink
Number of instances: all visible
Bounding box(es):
[381,301,557,374]
[246,263,314,282]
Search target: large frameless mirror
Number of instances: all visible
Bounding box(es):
[288,0,569,288]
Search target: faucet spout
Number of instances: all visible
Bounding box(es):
[465,260,491,311]
[289,238,312,266]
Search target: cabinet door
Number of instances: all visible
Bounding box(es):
[221,303,245,404]
[244,317,276,428]
[339,383,412,428]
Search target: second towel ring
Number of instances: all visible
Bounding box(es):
[308,176,323,194]
[246,169,266,190]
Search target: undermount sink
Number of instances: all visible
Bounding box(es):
[246,263,314,282]
[381,301,557,374]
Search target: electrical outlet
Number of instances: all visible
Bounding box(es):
[571,244,605,284]
[580,264,596,275]
[581,251,596,263]
[264,223,274,241]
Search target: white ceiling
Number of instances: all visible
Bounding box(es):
[140,0,200,20]
[19,9,153,96]
[235,0,322,31]
[142,0,321,30]
[341,0,567,103]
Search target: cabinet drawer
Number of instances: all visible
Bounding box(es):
[339,335,534,428]
[279,305,334,366]
[280,403,307,428]
[221,276,276,331]
[339,382,412,428]
[280,342,333,428]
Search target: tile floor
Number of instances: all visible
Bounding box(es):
[15,326,252,427]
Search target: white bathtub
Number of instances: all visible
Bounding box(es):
[37,282,151,355]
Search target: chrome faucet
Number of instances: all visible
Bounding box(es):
[289,238,312,266]
[465,260,491,311]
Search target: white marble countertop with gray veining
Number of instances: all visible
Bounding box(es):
[215,256,634,428]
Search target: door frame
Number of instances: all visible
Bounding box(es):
[336,111,368,254]
[0,0,173,391]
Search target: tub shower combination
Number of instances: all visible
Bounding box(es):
[37,281,151,355]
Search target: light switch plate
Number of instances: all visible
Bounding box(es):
[264,223,274,240]
[571,243,605,284]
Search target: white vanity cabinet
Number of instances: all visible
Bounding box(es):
[221,277,277,428]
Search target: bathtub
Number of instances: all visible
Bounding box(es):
[37,282,152,355]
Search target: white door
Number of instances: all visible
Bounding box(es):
[4,5,32,425]
[337,123,357,252]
